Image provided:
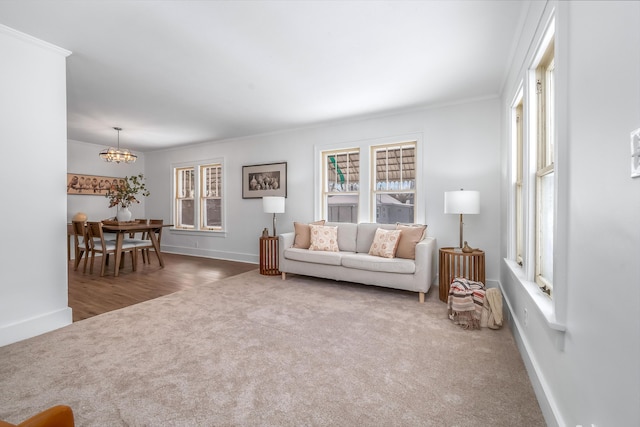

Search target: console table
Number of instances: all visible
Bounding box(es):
[259,236,280,276]
[439,247,485,302]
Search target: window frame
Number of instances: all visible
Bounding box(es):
[172,157,226,233]
[200,163,223,231]
[370,141,417,224]
[175,166,195,230]
[320,148,360,223]
[534,37,555,295]
[512,91,525,267]
[315,134,423,225]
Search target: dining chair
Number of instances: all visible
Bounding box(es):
[71,221,89,273]
[142,219,164,264]
[86,221,138,277]
[129,218,148,240]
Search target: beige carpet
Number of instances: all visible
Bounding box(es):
[0,270,545,426]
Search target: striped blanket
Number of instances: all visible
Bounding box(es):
[447,277,486,329]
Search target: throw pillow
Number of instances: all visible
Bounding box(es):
[292,220,326,249]
[309,224,339,252]
[368,228,402,258]
[395,224,427,259]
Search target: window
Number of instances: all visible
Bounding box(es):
[371,142,416,224]
[174,159,225,231]
[319,138,420,224]
[201,164,223,230]
[176,167,195,229]
[322,149,360,223]
[535,39,555,295]
[514,95,524,266]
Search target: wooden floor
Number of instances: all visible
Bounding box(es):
[68,253,257,322]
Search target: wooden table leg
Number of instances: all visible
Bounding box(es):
[114,232,123,277]
[148,229,164,267]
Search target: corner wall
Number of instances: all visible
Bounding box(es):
[0,26,72,346]
[500,2,640,425]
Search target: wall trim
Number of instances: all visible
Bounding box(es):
[0,308,72,347]
[163,246,258,265]
[498,279,565,427]
[0,24,71,57]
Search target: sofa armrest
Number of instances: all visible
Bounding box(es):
[414,236,437,286]
[279,232,295,262]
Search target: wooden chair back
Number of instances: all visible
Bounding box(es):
[86,221,137,276]
[71,221,89,273]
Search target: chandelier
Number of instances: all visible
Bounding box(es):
[99,127,137,163]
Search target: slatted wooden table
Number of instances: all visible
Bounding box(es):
[259,236,280,276]
[439,247,485,302]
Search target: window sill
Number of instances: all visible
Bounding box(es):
[503,258,566,332]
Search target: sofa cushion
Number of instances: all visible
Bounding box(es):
[368,228,401,258]
[341,253,416,274]
[292,220,326,249]
[283,247,343,266]
[326,222,357,252]
[356,223,396,253]
[395,224,427,259]
[309,224,339,252]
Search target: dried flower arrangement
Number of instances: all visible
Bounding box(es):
[105,173,150,208]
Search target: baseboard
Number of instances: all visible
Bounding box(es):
[162,245,259,264]
[498,281,562,427]
[0,307,72,347]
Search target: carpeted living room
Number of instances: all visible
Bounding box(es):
[1,263,545,426]
[2,1,639,426]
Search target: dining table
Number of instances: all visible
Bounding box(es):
[101,222,173,277]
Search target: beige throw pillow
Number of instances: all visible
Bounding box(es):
[292,220,326,249]
[368,228,402,258]
[395,224,427,259]
[309,224,339,252]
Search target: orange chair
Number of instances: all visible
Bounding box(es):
[0,405,74,427]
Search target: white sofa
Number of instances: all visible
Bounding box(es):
[278,222,437,302]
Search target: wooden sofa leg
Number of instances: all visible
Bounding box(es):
[419,292,425,303]
[282,272,286,280]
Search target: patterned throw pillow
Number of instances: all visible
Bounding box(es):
[292,220,326,249]
[309,225,339,252]
[395,224,427,259]
[368,228,402,258]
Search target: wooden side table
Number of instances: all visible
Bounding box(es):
[259,236,280,276]
[439,247,485,302]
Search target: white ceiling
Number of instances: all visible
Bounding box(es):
[0,0,528,152]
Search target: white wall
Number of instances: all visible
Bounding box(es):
[141,98,502,282]
[500,2,640,426]
[67,139,146,223]
[0,26,72,346]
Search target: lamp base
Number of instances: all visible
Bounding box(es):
[272,213,277,237]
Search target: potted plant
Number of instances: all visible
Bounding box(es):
[105,173,150,221]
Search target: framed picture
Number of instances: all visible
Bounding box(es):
[67,173,123,195]
[242,162,287,199]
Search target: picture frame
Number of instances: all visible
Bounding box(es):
[242,162,287,199]
[67,173,123,195]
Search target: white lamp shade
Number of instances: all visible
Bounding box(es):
[263,196,285,213]
[444,190,480,214]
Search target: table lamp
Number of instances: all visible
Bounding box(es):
[444,189,480,249]
[263,196,285,236]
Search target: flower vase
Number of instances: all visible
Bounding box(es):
[116,206,132,222]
